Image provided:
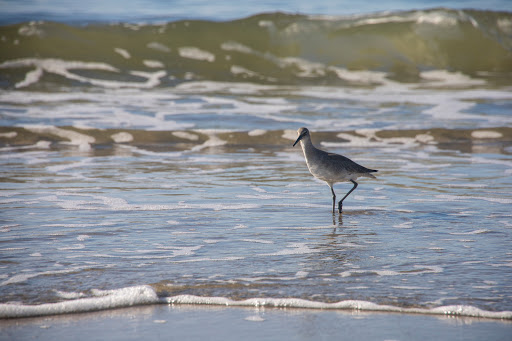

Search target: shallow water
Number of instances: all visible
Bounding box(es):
[1,94,512,317]
[1,8,512,320]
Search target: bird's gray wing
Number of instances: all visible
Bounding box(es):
[326,152,377,173]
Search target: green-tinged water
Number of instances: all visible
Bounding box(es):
[1,10,512,89]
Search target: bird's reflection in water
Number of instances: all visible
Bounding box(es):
[332,212,343,230]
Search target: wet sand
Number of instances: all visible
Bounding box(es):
[2,304,511,341]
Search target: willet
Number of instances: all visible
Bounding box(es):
[293,127,377,213]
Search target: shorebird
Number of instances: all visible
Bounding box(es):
[293,127,377,213]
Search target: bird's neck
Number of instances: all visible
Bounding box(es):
[300,138,316,156]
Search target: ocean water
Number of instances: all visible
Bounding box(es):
[1,3,512,321]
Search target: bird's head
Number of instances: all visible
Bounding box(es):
[293,127,309,147]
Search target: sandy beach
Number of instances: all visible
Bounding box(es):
[2,304,511,341]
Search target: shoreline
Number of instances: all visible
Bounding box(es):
[1,304,511,341]
[2,287,511,320]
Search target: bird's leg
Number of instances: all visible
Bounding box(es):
[330,186,336,214]
[338,180,358,213]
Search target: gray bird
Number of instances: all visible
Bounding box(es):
[293,127,378,213]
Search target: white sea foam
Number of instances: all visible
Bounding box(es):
[241,239,274,244]
[221,41,254,54]
[111,131,134,143]
[189,133,227,151]
[18,22,44,37]
[420,70,485,87]
[321,129,436,149]
[230,65,261,78]
[471,130,503,139]
[248,129,267,136]
[244,315,265,322]
[114,48,131,59]
[449,229,491,235]
[54,290,87,300]
[114,144,182,158]
[147,42,171,52]
[143,59,164,68]
[164,295,512,320]
[15,67,43,88]
[174,81,277,95]
[0,141,52,153]
[0,266,90,286]
[264,243,321,256]
[0,131,17,138]
[39,191,261,212]
[24,125,95,151]
[237,193,290,200]
[0,58,167,88]
[393,221,413,229]
[46,158,93,173]
[339,270,400,277]
[436,194,512,204]
[391,285,430,290]
[172,131,199,141]
[330,67,389,85]
[0,285,158,318]
[282,129,298,141]
[77,235,90,241]
[0,285,511,319]
[178,47,215,62]
[280,57,327,78]
[171,256,245,263]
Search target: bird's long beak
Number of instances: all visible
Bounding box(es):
[293,133,304,147]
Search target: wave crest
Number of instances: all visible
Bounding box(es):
[1,9,511,89]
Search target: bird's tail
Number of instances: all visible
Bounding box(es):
[363,169,378,179]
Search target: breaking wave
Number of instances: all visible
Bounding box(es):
[1,8,511,89]
[1,285,511,319]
